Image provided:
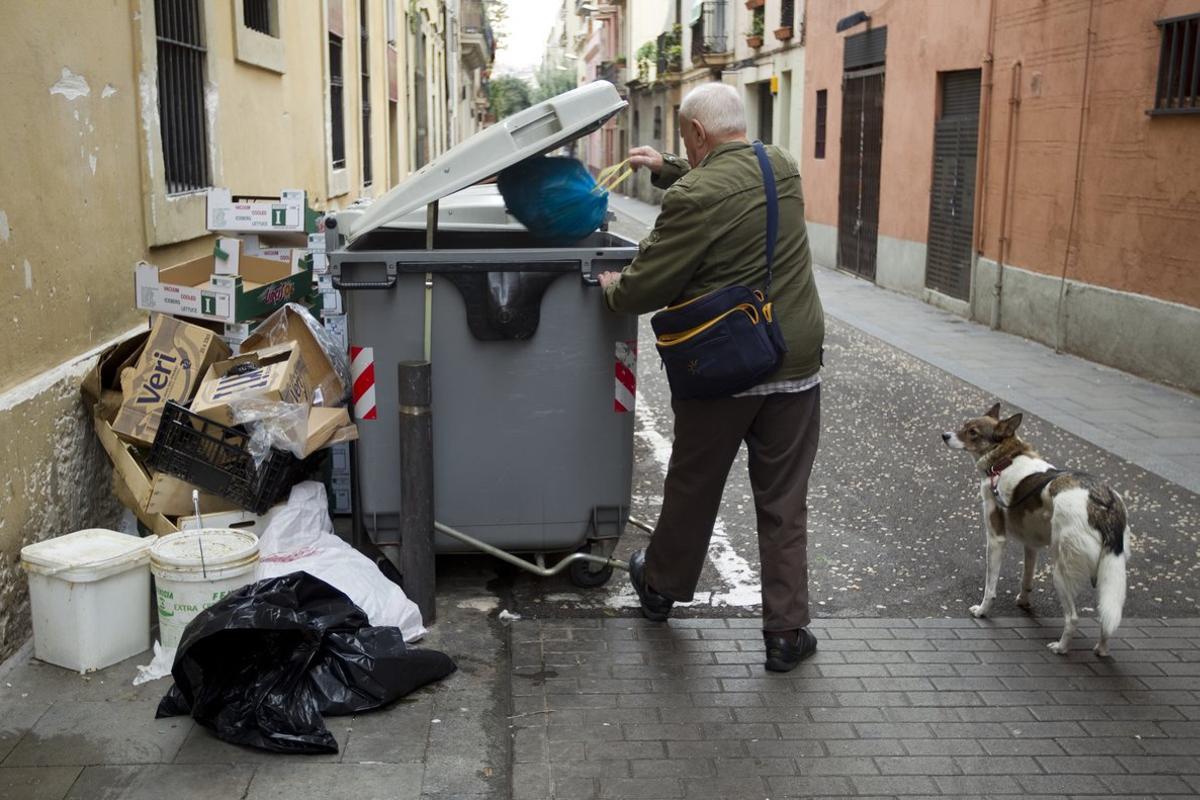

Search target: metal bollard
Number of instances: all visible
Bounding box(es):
[398,360,436,623]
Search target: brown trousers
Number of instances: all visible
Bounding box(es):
[644,385,821,632]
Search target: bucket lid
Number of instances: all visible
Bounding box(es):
[338,81,627,242]
[21,529,153,582]
[151,529,260,569]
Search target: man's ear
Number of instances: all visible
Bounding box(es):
[994,413,1023,440]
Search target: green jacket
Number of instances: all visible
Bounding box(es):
[604,141,825,383]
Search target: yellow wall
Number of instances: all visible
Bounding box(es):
[0,0,462,663]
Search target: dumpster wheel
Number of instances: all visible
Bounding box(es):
[568,551,614,588]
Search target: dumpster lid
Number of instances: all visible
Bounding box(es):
[339,81,627,242]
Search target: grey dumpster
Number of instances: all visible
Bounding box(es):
[326,82,638,587]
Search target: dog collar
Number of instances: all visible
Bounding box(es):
[987,456,1013,480]
[987,456,1013,497]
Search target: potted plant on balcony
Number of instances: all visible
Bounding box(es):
[774,23,794,41]
[745,0,765,9]
[746,14,764,48]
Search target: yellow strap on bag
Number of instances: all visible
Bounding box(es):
[656,303,761,347]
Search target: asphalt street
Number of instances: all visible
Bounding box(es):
[490,212,1200,624]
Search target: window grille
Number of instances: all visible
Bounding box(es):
[781,0,795,29]
[814,89,827,159]
[360,0,372,185]
[155,0,210,194]
[243,0,273,36]
[330,32,346,169]
[1152,13,1199,115]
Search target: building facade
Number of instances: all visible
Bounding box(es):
[587,0,808,206]
[625,0,677,203]
[0,0,491,662]
[725,0,805,156]
[803,0,1200,390]
[576,1,630,178]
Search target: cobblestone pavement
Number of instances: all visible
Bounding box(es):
[510,616,1200,800]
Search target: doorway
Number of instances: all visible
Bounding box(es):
[924,69,982,300]
[837,69,884,280]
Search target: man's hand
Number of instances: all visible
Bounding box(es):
[628,146,664,175]
[598,271,621,290]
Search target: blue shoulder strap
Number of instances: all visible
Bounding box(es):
[753,141,779,299]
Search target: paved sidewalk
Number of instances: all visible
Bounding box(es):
[510,615,1200,800]
[0,568,511,800]
[607,194,1200,495]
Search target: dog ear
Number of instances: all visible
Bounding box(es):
[994,413,1023,439]
[985,402,1001,419]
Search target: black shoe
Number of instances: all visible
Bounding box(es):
[629,549,673,622]
[764,628,818,672]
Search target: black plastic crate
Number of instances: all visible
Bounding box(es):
[148,401,302,514]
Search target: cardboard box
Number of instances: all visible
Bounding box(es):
[177,507,278,534]
[206,189,318,234]
[112,472,178,536]
[191,343,311,427]
[214,236,310,275]
[301,406,358,457]
[81,330,149,421]
[112,315,230,447]
[322,313,349,348]
[135,254,313,325]
[96,411,233,519]
[242,305,348,405]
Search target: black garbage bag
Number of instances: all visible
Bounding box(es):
[156,572,456,754]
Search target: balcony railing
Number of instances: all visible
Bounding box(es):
[462,0,485,32]
[690,0,729,61]
[656,29,682,74]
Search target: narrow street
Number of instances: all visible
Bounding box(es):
[2,206,1197,799]
[503,198,1200,623]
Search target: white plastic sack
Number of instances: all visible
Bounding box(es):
[254,481,426,642]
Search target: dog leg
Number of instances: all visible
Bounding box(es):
[1047,562,1079,655]
[1016,546,1037,609]
[971,533,1005,618]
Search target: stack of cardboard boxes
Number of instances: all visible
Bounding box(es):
[84,190,354,534]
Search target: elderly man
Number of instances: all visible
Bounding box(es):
[598,83,825,672]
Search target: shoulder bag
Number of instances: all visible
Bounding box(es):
[649,141,787,400]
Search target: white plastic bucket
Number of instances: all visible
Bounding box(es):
[21,529,154,673]
[150,529,260,649]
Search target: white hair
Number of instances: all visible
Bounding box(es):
[679,82,747,137]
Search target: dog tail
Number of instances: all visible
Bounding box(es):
[1096,549,1126,641]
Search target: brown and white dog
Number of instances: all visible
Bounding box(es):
[943,404,1129,656]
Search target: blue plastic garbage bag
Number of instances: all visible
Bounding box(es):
[498,156,608,244]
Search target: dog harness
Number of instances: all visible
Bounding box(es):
[987,459,1090,510]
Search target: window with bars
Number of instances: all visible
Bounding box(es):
[1152,13,1199,115]
[360,0,372,185]
[330,32,346,169]
[814,89,827,159]
[155,0,210,195]
[781,0,795,29]
[243,0,275,37]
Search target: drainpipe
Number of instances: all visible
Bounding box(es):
[991,59,1021,331]
[1054,0,1097,353]
[973,0,998,253]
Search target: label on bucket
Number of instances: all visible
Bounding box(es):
[156,583,245,648]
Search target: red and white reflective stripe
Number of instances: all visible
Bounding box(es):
[350,346,377,421]
[614,340,636,413]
